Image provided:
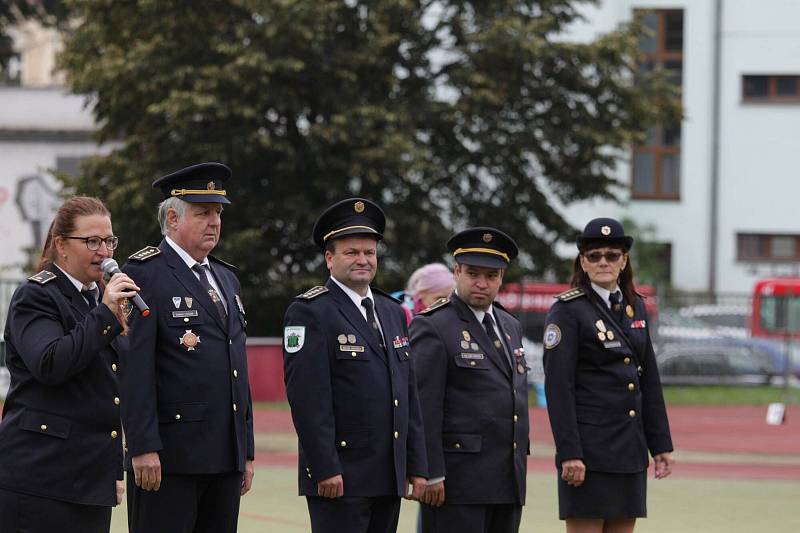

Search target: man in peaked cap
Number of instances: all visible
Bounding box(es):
[119,162,255,533]
[410,227,530,533]
[282,198,428,533]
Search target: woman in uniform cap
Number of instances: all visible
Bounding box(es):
[0,196,138,532]
[542,217,674,533]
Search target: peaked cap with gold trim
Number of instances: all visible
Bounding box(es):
[152,162,231,204]
[312,198,385,249]
[447,227,518,269]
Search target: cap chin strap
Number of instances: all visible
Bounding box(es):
[323,225,379,242]
[453,247,510,262]
[170,189,227,197]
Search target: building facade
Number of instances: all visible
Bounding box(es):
[563,0,800,293]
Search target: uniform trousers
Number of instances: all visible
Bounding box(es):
[0,486,111,533]
[126,471,242,533]
[306,495,401,533]
[420,502,522,533]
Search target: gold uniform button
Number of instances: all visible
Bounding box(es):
[233,370,239,378]
[393,431,399,439]
[454,443,461,449]
[175,414,181,420]
[513,442,517,449]
[233,403,238,412]
[40,424,47,431]
[114,397,120,405]
[351,352,357,357]
[624,357,631,365]
[112,363,118,372]
[394,399,399,407]
[628,383,635,391]
[184,317,189,323]
[513,415,518,422]
[306,467,311,472]
[111,430,118,439]
[307,473,312,478]
[469,361,476,366]
[340,440,347,447]
[629,410,636,418]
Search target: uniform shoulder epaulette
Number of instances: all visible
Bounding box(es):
[297,286,329,300]
[556,287,585,302]
[209,255,238,271]
[371,286,402,303]
[419,297,451,315]
[28,270,56,285]
[128,246,161,262]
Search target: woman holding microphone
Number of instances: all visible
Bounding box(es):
[0,196,139,532]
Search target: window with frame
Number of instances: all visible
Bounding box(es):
[742,75,800,102]
[632,9,683,200]
[737,233,800,262]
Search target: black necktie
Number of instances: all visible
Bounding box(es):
[81,288,98,309]
[482,313,511,369]
[609,291,623,322]
[192,264,227,321]
[360,297,385,351]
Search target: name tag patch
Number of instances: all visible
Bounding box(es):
[339,345,365,352]
[172,310,199,318]
[460,352,485,360]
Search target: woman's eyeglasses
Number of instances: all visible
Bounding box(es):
[64,236,120,251]
[583,251,624,263]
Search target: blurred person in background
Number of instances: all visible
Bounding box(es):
[0,197,136,532]
[406,263,455,316]
[542,217,674,533]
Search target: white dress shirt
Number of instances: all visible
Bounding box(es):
[165,236,227,309]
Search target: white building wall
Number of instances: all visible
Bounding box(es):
[716,0,800,290]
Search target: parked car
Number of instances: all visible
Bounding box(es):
[678,304,750,338]
[656,340,777,386]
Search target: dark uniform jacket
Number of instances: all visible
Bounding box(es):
[283,279,428,497]
[543,287,673,473]
[410,294,529,505]
[0,266,123,506]
[119,241,254,474]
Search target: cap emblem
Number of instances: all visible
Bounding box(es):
[600,225,611,236]
[207,181,216,190]
[354,201,365,213]
[483,233,493,243]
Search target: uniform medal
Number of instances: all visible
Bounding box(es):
[626,305,635,318]
[179,330,200,351]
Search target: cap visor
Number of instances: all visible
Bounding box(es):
[180,193,231,204]
[455,253,508,269]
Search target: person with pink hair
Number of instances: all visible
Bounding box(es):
[406,263,455,316]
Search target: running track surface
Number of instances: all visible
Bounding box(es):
[254,406,800,480]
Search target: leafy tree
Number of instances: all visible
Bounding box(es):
[57,0,679,334]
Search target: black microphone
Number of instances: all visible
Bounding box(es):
[101,258,150,317]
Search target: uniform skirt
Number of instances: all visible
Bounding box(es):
[557,470,646,520]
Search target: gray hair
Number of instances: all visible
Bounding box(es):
[157,197,188,236]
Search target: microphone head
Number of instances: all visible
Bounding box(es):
[100,258,119,275]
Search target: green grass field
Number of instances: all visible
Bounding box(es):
[110,468,799,532]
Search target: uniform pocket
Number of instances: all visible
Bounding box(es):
[167,312,205,328]
[335,346,371,361]
[443,433,482,453]
[334,427,373,450]
[158,402,207,423]
[453,355,490,370]
[20,409,71,439]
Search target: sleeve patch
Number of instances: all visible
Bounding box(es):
[284,326,306,353]
[28,270,56,284]
[543,324,562,349]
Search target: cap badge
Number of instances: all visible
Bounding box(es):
[600,225,611,236]
[207,181,216,191]
[483,233,493,243]
[354,201,365,213]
